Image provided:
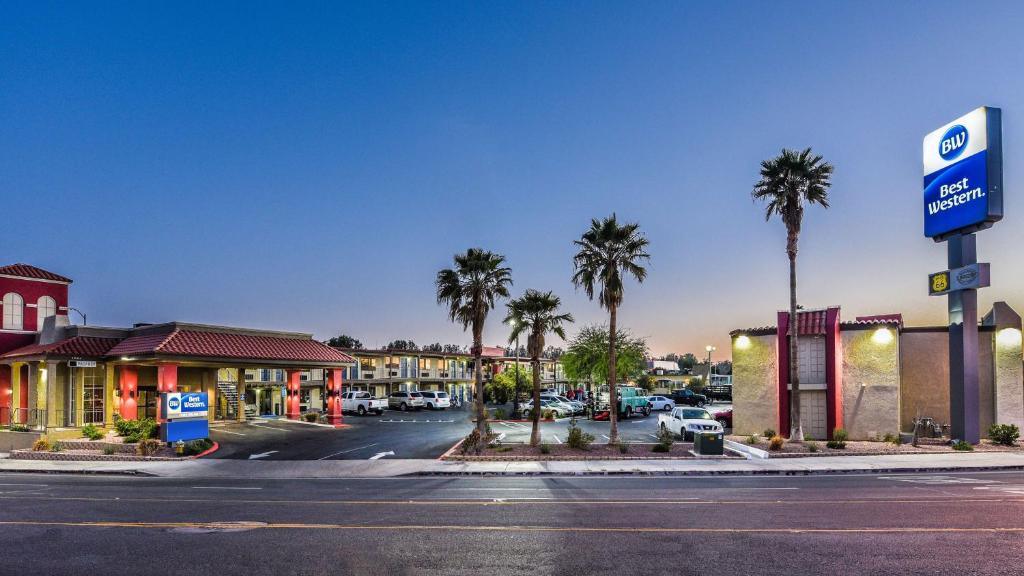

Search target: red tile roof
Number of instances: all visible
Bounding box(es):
[794,309,828,336]
[0,263,72,284]
[1,336,120,359]
[108,329,354,364]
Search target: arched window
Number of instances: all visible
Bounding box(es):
[36,296,56,329]
[2,293,24,330]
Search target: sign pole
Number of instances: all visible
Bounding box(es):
[947,233,980,443]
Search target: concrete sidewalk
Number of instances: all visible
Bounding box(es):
[2,451,1024,478]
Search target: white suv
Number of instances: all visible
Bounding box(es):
[419,391,451,410]
[388,391,425,411]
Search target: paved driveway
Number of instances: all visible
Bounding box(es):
[207,403,732,460]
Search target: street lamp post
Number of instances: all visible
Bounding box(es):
[705,345,716,388]
[508,320,521,419]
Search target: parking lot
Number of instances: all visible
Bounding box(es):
[208,402,732,460]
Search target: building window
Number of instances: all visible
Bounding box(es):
[36,296,56,329]
[83,368,104,424]
[2,293,24,330]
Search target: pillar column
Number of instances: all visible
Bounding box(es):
[203,368,217,423]
[26,362,39,428]
[236,369,246,422]
[45,361,60,427]
[325,368,344,426]
[104,363,115,425]
[286,369,301,420]
[118,366,138,420]
[0,364,11,426]
[156,364,178,422]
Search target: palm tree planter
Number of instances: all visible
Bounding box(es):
[752,148,833,442]
[572,214,650,445]
[505,290,573,446]
[436,248,513,442]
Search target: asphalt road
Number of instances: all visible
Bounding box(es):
[0,469,1023,575]
[207,404,732,460]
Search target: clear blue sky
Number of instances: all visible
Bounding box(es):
[4,1,1023,360]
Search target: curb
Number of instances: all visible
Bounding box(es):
[408,463,1024,477]
[194,441,220,459]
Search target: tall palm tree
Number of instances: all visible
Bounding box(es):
[505,290,574,446]
[752,147,833,442]
[571,214,649,445]
[436,248,513,438]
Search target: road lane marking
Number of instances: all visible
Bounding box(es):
[191,483,264,487]
[317,443,379,460]
[0,483,48,487]
[552,435,562,444]
[5,520,1024,535]
[249,425,290,433]
[247,451,278,460]
[369,451,395,460]
[878,476,1000,485]
[209,429,246,436]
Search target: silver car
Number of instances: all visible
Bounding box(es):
[388,391,425,411]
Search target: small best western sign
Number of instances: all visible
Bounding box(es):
[928,263,990,296]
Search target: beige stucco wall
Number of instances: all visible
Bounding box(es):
[899,329,995,437]
[993,328,1024,428]
[841,327,901,440]
[732,333,778,436]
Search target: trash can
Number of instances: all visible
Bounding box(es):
[694,431,724,455]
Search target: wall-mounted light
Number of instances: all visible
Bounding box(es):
[734,335,751,350]
[871,327,894,345]
[997,328,1023,348]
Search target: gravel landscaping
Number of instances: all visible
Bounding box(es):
[728,435,1024,457]
[443,441,745,461]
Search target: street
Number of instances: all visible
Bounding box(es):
[1,470,1023,575]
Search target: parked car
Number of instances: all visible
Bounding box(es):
[712,407,733,429]
[669,388,709,407]
[522,399,570,419]
[341,391,386,416]
[598,386,652,419]
[646,395,675,411]
[540,393,585,415]
[419,391,451,410]
[388,391,425,411]
[658,407,723,441]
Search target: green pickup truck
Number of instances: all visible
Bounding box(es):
[597,385,652,419]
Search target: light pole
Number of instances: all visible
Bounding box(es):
[69,307,87,325]
[705,345,716,388]
[507,320,521,418]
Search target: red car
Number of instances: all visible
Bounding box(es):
[712,408,732,429]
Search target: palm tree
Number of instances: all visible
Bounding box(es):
[752,147,833,442]
[436,248,513,438]
[505,290,574,446]
[571,214,650,445]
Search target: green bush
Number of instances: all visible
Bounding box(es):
[539,443,551,454]
[9,424,29,432]
[827,428,848,449]
[566,420,594,450]
[988,424,1020,446]
[136,438,163,457]
[303,412,320,423]
[115,418,158,441]
[183,438,214,456]
[746,434,759,445]
[952,440,974,451]
[102,445,116,456]
[82,423,104,441]
[50,443,63,453]
[656,425,674,452]
[619,443,629,454]
[762,429,776,439]
[493,408,506,420]
[460,429,482,455]
[806,441,819,453]
[883,432,902,446]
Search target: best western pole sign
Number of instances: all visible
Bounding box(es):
[923,106,1002,239]
[923,106,1003,445]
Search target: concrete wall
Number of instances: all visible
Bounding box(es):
[841,327,901,440]
[899,328,995,437]
[993,328,1024,428]
[732,333,778,436]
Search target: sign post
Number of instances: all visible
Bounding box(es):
[923,106,1003,444]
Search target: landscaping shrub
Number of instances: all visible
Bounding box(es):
[746,434,759,445]
[183,438,214,456]
[82,423,104,441]
[952,440,974,451]
[303,412,319,423]
[136,438,163,457]
[116,418,158,442]
[32,439,50,452]
[827,428,848,449]
[806,441,819,453]
[539,443,551,454]
[762,429,776,439]
[566,420,594,450]
[460,429,482,455]
[9,424,29,432]
[619,443,629,454]
[652,425,674,453]
[768,435,784,451]
[102,445,116,456]
[989,424,1020,446]
[883,432,902,446]
[543,409,555,421]
[493,408,506,420]
[49,443,63,452]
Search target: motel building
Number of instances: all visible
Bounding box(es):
[730,304,1024,441]
[0,264,355,436]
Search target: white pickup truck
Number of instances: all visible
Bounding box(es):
[341,391,386,416]
[658,406,723,441]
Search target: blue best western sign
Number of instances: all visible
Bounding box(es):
[160,392,210,443]
[923,106,1003,239]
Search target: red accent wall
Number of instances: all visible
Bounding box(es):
[119,366,138,420]
[286,370,301,419]
[0,276,69,333]
[326,369,344,426]
[156,364,178,422]
[825,308,843,439]
[777,311,790,437]
[0,365,10,421]
[0,333,35,356]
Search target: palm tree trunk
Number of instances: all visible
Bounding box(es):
[473,329,487,444]
[788,240,804,442]
[530,355,541,446]
[608,304,619,444]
